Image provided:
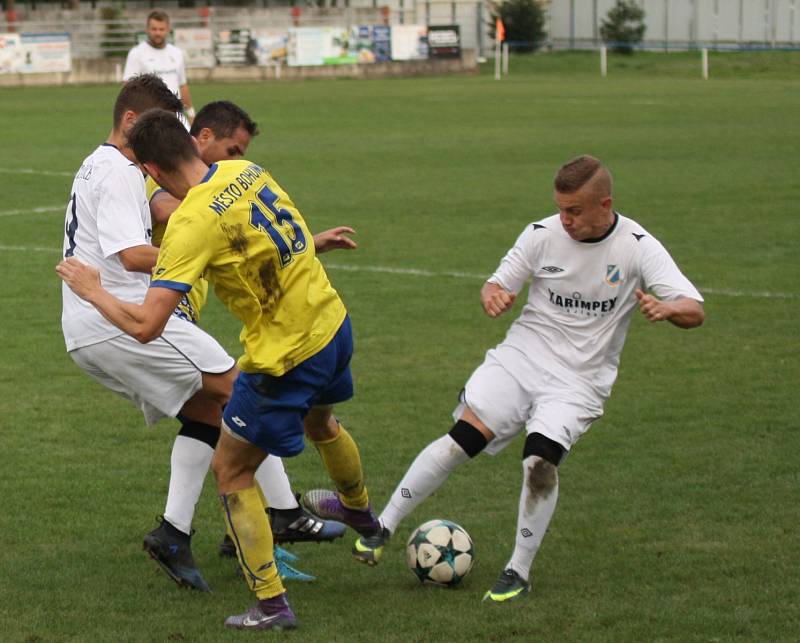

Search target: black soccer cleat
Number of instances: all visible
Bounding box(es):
[269,505,347,545]
[143,517,210,592]
[482,568,531,603]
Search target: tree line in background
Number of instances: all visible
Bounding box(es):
[491,0,645,53]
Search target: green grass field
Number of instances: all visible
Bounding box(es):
[1,51,798,641]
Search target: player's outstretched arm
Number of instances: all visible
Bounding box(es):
[635,289,705,329]
[56,257,182,343]
[313,226,357,254]
[481,281,516,318]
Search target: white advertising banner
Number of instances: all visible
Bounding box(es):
[251,29,288,66]
[19,33,71,73]
[321,27,358,65]
[390,24,428,61]
[0,33,23,74]
[175,28,215,69]
[288,28,324,67]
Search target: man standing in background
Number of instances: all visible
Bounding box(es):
[124,10,195,124]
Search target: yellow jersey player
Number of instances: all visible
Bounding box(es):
[57,108,382,632]
[144,101,360,579]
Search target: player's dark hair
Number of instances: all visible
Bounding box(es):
[113,73,183,129]
[554,155,612,196]
[190,101,260,139]
[147,9,170,23]
[128,108,199,173]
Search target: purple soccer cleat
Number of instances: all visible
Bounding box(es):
[224,593,298,630]
[302,489,381,538]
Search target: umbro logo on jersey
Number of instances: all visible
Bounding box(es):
[541,266,564,273]
[230,416,247,428]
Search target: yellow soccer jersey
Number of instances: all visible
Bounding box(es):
[151,160,347,375]
[145,175,208,324]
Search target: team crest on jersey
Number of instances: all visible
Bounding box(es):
[606,265,622,286]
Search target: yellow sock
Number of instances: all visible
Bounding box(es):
[313,423,369,510]
[220,484,285,600]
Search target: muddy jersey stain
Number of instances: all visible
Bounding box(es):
[222,222,248,256]
[258,258,284,316]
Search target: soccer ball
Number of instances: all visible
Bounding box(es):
[405,519,475,587]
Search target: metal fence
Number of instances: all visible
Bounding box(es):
[547,0,799,50]
[1,0,797,61]
[0,2,489,59]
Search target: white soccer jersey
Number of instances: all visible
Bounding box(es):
[488,213,703,399]
[123,42,187,97]
[61,144,152,351]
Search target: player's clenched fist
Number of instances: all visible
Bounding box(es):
[481,282,516,318]
[635,287,669,322]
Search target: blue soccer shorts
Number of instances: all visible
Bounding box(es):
[222,315,354,457]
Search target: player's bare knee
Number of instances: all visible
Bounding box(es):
[448,420,489,458]
[305,406,337,442]
[211,450,247,488]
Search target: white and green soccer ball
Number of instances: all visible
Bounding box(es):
[405,519,475,587]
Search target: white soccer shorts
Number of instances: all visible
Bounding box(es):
[70,315,235,426]
[452,343,604,454]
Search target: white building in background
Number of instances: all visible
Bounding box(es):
[546,0,798,49]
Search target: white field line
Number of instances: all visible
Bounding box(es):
[0,246,794,301]
[0,205,64,218]
[325,263,796,300]
[0,167,74,177]
[0,245,60,253]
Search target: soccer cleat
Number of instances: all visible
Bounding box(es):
[224,542,310,580]
[224,593,297,631]
[275,545,299,563]
[269,505,347,545]
[219,535,302,560]
[302,489,382,538]
[277,558,316,582]
[218,506,346,557]
[352,527,391,566]
[143,517,210,592]
[482,568,531,603]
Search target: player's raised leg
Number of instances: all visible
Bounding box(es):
[303,407,382,538]
[348,408,492,566]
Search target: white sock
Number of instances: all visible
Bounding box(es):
[380,434,470,534]
[163,435,214,535]
[506,455,559,581]
[254,456,298,510]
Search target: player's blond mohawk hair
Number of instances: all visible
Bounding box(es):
[554,155,612,197]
